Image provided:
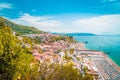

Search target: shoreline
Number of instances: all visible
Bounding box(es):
[102,52,120,72]
[106,54,120,66]
[79,42,120,72]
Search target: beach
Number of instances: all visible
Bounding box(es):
[80,42,120,71]
[75,42,120,79]
[74,36,120,67]
[102,53,120,72]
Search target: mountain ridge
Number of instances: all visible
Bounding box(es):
[0,17,45,35]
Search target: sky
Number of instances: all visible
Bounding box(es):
[0,0,120,35]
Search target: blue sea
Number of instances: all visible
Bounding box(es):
[73,36,120,66]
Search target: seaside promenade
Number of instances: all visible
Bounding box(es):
[73,43,120,80]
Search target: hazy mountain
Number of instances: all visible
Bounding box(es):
[52,32,96,36]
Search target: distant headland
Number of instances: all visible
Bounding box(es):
[52,32,96,36]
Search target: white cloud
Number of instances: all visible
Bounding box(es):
[73,14,120,34]
[8,14,120,34]
[99,0,117,3]
[12,13,61,31]
[96,0,120,10]
[0,2,13,10]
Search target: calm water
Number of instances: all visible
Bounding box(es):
[73,36,120,66]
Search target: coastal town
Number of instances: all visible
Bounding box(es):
[1,20,120,79]
[1,0,120,79]
[22,33,120,80]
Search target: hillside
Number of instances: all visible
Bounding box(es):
[0,17,45,35]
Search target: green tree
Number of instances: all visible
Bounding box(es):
[69,48,74,54]
[46,64,82,80]
[0,23,39,80]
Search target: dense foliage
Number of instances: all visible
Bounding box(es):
[0,23,39,80]
[39,63,93,80]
